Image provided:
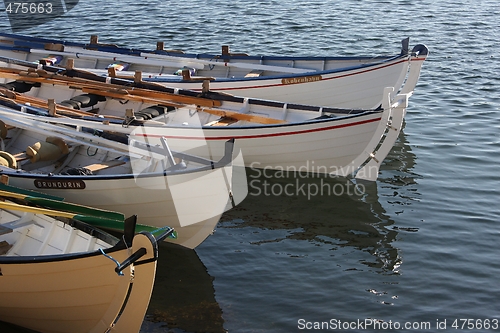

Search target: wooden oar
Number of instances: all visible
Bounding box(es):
[0,88,103,118]
[0,189,124,222]
[141,51,315,74]
[33,46,314,74]
[34,46,206,70]
[0,66,223,108]
[80,87,184,108]
[0,198,163,234]
[0,65,289,125]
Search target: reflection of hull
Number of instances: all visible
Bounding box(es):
[224,169,401,272]
[143,243,225,333]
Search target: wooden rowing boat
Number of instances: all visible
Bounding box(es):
[0,187,175,333]
[0,107,237,249]
[0,32,429,109]
[0,63,407,181]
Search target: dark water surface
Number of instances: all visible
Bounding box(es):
[1,0,499,332]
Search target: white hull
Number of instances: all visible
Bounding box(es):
[0,118,236,249]
[0,34,429,109]
[1,169,230,249]
[0,88,408,180]
[133,110,390,175]
[0,62,409,179]
[152,57,418,109]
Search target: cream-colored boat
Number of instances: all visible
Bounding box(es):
[0,187,175,333]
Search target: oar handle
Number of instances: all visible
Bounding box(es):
[115,247,147,275]
[152,226,176,242]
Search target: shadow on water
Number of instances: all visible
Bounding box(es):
[218,128,420,275]
[141,242,225,333]
[222,168,403,273]
[137,130,420,332]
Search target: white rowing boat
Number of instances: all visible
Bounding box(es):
[0,107,238,249]
[0,64,407,181]
[0,33,429,109]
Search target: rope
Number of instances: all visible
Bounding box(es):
[99,248,124,276]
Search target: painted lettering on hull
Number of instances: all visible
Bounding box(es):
[34,179,86,189]
[281,75,322,85]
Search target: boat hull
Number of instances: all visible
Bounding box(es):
[0,167,231,249]
[0,209,160,333]
[129,109,392,178]
[0,34,429,109]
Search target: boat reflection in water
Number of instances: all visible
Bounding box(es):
[222,168,402,274]
[140,242,225,333]
[218,129,420,275]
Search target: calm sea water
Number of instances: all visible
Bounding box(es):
[1,0,499,332]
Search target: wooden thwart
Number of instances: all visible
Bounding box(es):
[0,227,12,237]
[206,117,239,126]
[0,240,12,254]
[83,160,126,172]
[244,70,264,78]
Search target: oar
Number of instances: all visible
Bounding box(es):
[0,62,289,125]
[0,88,106,119]
[33,47,206,70]
[0,66,223,108]
[0,182,63,201]
[0,73,288,125]
[32,46,314,74]
[0,189,124,221]
[140,51,315,74]
[0,199,164,234]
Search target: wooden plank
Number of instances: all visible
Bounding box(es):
[206,117,239,126]
[245,70,264,78]
[84,160,126,172]
[0,240,12,254]
[0,227,13,236]
[200,107,286,125]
